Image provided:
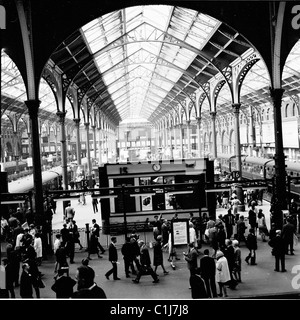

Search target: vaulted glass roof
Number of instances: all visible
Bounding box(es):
[1,4,300,131]
[81,5,220,124]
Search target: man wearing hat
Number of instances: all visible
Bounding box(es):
[268,230,287,272]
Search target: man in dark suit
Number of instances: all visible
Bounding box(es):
[282,217,296,255]
[184,242,198,277]
[72,265,106,299]
[268,230,286,272]
[199,249,217,298]
[132,240,159,283]
[105,236,120,280]
[223,208,235,239]
[91,219,105,254]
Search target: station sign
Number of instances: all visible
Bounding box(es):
[205,179,269,193]
[105,158,207,177]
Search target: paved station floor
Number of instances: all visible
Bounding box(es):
[3,196,300,299]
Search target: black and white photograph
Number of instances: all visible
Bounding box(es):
[0,0,300,311]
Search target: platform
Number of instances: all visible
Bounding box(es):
[2,197,300,299]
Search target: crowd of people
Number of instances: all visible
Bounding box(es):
[1,191,299,299]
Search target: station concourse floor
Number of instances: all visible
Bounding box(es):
[5,196,300,299]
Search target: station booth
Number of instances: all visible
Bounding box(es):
[96,158,216,236]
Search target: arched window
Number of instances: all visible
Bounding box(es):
[292,103,297,116]
[266,108,270,120]
[261,110,264,121]
[285,104,289,117]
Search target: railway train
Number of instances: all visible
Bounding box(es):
[7,165,65,194]
[2,160,29,178]
[217,153,300,202]
[5,156,94,194]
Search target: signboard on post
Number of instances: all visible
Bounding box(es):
[231,170,240,180]
[171,219,189,246]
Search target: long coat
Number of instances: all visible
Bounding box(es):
[20,270,33,298]
[108,242,118,262]
[216,256,231,283]
[153,241,163,266]
[139,245,152,266]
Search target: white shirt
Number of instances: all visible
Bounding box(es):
[15,233,24,248]
[54,238,62,253]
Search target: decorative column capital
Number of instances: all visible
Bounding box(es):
[73,118,80,126]
[84,122,90,128]
[186,120,191,126]
[25,100,41,119]
[196,116,201,123]
[232,103,241,114]
[270,88,285,105]
[56,111,66,124]
[210,112,216,120]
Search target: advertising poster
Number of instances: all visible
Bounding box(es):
[171,219,189,246]
[141,195,153,211]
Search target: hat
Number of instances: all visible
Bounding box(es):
[232,240,239,246]
[216,251,224,259]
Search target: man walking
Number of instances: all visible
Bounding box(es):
[132,240,159,284]
[105,236,120,280]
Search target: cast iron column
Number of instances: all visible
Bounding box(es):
[73,118,81,165]
[179,123,184,158]
[270,88,286,229]
[98,127,102,166]
[25,100,44,220]
[57,111,68,190]
[84,122,92,176]
[92,125,97,160]
[196,117,202,158]
[232,103,244,211]
[186,120,191,158]
[173,125,177,155]
[210,112,217,160]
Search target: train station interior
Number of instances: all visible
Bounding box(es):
[1,1,300,300]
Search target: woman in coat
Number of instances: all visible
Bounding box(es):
[153,235,168,275]
[215,250,231,298]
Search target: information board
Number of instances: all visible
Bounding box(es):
[171,219,189,246]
